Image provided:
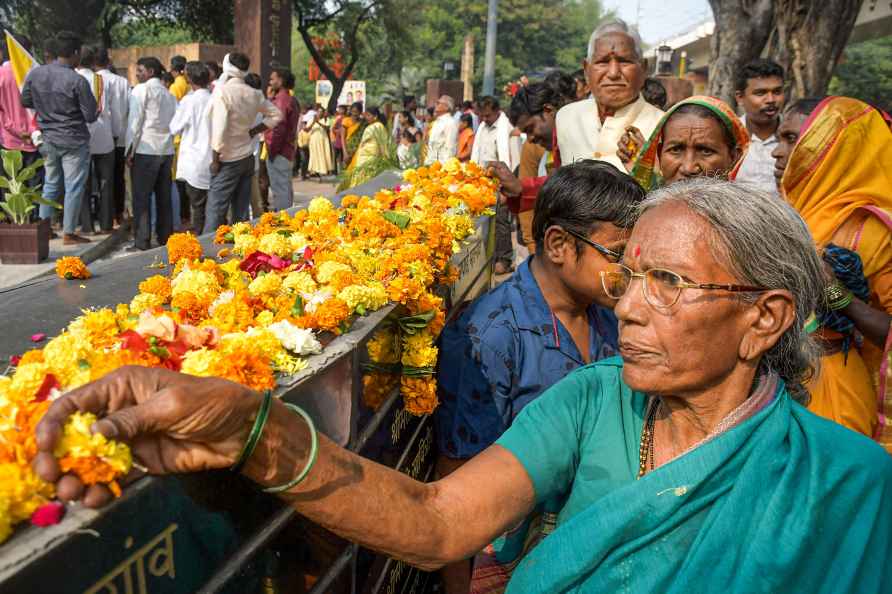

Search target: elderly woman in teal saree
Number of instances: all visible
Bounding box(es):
[36,179,892,593]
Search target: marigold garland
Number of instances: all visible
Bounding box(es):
[0,158,495,545]
[55,256,91,280]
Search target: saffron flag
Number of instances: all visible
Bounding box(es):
[4,30,39,89]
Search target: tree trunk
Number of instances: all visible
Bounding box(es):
[765,0,864,102]
[706,0,775,106]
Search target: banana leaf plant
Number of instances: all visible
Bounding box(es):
[0,149,59,225]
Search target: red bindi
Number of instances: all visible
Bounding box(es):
[633,245,641,257]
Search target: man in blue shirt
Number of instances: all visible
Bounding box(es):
[21,31,97,245]
[434,160,645,593]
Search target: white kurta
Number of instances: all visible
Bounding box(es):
[76,67,114,155]
[424,113,458,165]
[169,88,213,190]
[555,94,664,171]
[470,111,516,171]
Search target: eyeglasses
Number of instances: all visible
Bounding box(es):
[564,229,622,261]
[600,263,768,308]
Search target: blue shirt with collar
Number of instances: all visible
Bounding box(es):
[435,257,618,459]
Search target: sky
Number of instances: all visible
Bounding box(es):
[604,0,712,45]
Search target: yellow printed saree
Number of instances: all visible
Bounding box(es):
[782,96,892,450]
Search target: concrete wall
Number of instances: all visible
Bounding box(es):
[108,43,235,86]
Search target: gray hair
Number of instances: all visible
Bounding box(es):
[587,18,644,61]
[438,95,455,112]
[639,178,823,403]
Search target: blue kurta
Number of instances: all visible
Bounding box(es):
[435,257,618,459]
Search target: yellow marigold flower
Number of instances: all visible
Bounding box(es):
[316,261,353,285]
[181,347,222,378]
[308,196,334,214]
[401,376,438,416]
[67,308,120,349]
[55,256,91,280]
[254,310,275,327]
[387,276,425,304]
[248,273,283,297]
[129,292,165,315]
[338,283,388,314]
[166,232,203,264]
[366,328,399,364]
[273,351,309,375]
[233,232,260,257]
[42,333,92,389]
[283,270,317,294]
[0,463,54,525]
[138,275,172,301]
[258,232,293,257]
[171,268,222,302]
[54,412,132,476]
[362,372,399,410]
[401,331,438,368]
[7,362,49,402]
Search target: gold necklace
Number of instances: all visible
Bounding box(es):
[637,398,658,479]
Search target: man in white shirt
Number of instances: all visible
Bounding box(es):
[734,59,785,194]
[470,96,515,170]
[125,56,177,251]
[169,61,212,237]
[205,52,281,233]
[555,19,664,170]
[76,47,116,234]
[93,48,130,228]
[424,95,459,165]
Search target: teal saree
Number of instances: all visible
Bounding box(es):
[498,360,892,593]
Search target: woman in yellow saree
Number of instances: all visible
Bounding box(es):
[777,96,892,449]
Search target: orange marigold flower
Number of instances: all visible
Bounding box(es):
[18,349,44,366]
[401,376,438,415]
[138,275,172,301]
[214,225,233,244]
[170,291,208,324]
[312,298,351,334]
[166,232,203,264]
[363,372,399,410]
[55,256,91,280]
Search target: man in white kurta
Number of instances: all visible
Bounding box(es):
[169,61,213,236]
[469,96,516,171]
[424,95,458,165]
[94,48,130,227]
[555,19,664,171]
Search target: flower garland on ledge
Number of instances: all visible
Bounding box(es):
[0,159,496,544]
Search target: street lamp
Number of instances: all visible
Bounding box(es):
[656,44,674,76]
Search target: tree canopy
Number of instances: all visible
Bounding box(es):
[830,36,892,114]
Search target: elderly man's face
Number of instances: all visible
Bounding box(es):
[480,105,500,127]
[435,98,450,117]
[614,202,757,396]
[585,32,645,112]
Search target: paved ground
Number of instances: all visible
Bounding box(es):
[0,176,339,290]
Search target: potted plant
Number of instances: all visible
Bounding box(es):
[0,149,58,264]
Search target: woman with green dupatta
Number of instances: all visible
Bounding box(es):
[625,95,750,190]
[36,180,892,594]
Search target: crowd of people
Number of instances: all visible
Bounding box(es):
[5,31,338,250]
[24,16,892,594]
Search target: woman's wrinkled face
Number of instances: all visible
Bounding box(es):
[659,113,739,185]
[614,202,751,396]
[771,111,808,187]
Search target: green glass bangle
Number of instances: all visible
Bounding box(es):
[231,390,273,474]
[262,403,318,494]
[828,291,854,311]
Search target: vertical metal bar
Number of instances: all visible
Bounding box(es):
[482,0,498,95]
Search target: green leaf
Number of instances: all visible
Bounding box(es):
[355,304,367,316]
[291,294,305,317]
[0,177,10,190]
[17,158,43,183]
[382,210,410,229]
[223,232,234,242]
[78,359,91,370]
[33,196,61,209]
[1,149,21,180]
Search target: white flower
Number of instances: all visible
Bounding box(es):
[208,290,235,316]
[267,320,322,356]
[301,290,332,314]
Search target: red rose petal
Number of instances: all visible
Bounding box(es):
[31,501,65,527]
[34,373,60,402]
[30,333,46,342]
[9,354,21,366]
